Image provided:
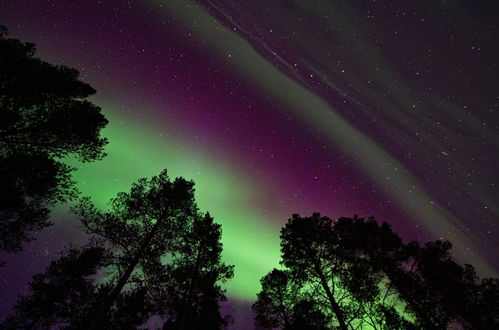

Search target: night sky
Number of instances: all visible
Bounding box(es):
[1,0,498,328]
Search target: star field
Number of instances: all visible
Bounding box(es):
[1,0,498,328]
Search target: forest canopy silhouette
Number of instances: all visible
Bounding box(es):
[0,25,108,256]
[1,25,498,329]
[253,214,499,329]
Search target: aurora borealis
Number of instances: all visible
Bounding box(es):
[1,0,498,328]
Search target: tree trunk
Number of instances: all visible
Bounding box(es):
[177,242,202,330]
[86,220,161,330]
[314,263,348,330]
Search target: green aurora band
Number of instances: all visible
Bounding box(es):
[68,102,281,301]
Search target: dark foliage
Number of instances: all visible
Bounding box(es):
[254,213,499,329]
[3,170,233,329]
[389,239,499,329]
[74,170,233,330]
[0,153,74,253]
[287,300,329,330]
[253,269,329,330]
[0,244,149,330]
[0,25,108,255]
[253,269,296,329]
[159,213,234,330]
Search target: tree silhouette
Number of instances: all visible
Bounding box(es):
[0,25,108,256]
[0,243,150,330]
[477,277,499,327]
[255,213,499,329]
[74,170,232,329]
[158,213,234,330]
[278,214,356,329]
[252,269,297,329]
[257,214,414,329]
[389,239,499,329]
[287,300,329,330]
[253,268,333,330]
[0,153,74,254]
[2,170,233,329]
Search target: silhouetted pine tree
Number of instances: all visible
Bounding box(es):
[74,170,233,329]
[0,25,108,257]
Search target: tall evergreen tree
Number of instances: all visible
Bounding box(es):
[255,214,417,329]
[0,25,108,255]
[74,170,233,329]
[2,170,233,329]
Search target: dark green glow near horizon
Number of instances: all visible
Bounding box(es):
[67,101,281,301]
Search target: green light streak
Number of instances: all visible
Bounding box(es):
[68,101,281,300]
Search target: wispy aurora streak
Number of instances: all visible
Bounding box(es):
[152,0,496,275]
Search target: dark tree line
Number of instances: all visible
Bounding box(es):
[253,214,499,329]
[1,24,498,330]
